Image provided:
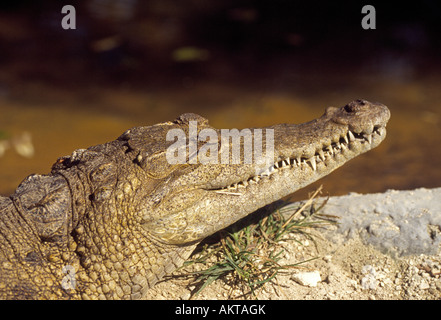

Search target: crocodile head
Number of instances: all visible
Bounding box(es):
[120,99,390,244]
[47,99,389,299]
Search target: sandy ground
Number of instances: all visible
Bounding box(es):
[145,188,441,300]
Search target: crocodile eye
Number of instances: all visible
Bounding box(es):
[137,151,182,179]
[344,104,356,113]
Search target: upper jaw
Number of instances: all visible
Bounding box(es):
[211,118,387,195]
[207,99,390,193]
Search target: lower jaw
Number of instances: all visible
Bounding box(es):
[213,141,374,198]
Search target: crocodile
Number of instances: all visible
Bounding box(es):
[0,99,390,299]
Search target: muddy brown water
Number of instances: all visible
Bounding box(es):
[1,73,440,202]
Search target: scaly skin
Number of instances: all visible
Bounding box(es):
[0,99,390,299]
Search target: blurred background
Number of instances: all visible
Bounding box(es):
[0,0,440,200]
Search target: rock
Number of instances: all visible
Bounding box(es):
[419,280,430,290]
[435,280,441,291]
[430,267,440,277]
[319,188,441,257]
[291,271,321,287]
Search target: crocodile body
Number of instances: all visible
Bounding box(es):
[0,100,390,299]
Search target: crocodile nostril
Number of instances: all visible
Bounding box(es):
[344,99,368,113]
[344,104,355,113]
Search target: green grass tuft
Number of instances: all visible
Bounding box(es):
[179,186,336,298]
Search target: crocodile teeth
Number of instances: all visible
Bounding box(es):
[292,158,298,167]
[327,146,334,156]
[309,157,317,171]
[318,149,325,161]
[376,127,384,136]
[250,176,259,184]
[364,133,372,144]
[215,125,386,195]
